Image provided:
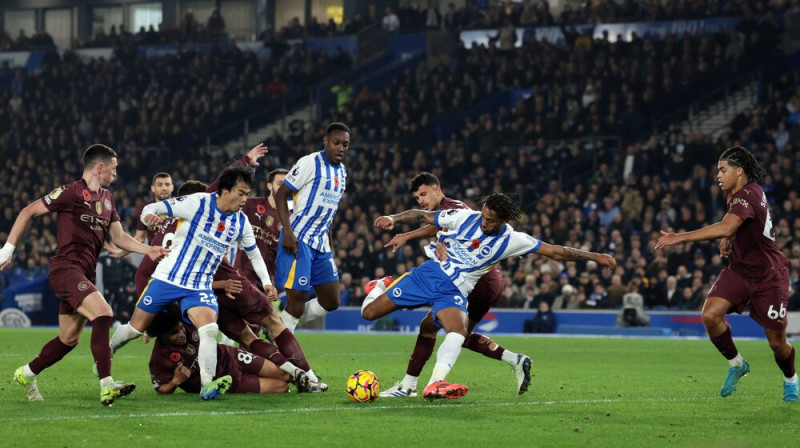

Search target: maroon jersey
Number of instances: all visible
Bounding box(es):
[234,197,281,285]
[42,179,120,275]
[135,216,179,295]
[135,201,159,243]
[726,182,788,280]
[149,324,241,393]
[438,196,469,211]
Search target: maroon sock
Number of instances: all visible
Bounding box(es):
[90,316,113,379]
[406,335,436,377]
[274,329,311,371]
[28,337,75,375]
[249,339,288,366]
[775,347,796,378]
[465,333,505,360]
[709,326,739,360]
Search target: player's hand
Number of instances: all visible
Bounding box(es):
[374,215,394,230]
[173,364,191,384]
[0,242,16,271]
[139,333,151,344]
[282,232,298,255]
[263,285,278,300]
[596,253,617,270]
[654,230,682,250]
[386,234,408,252]
[220,279,243,299]
[144,213,164,226]
[719,237,733,257]
[147,246,170,262]
[247,143,269,166]
[435,242,448,261]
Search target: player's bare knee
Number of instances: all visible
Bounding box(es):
[361,305,378,321]
[59,334,80,347]
[701,309,722,327]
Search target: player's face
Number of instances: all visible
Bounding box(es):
[98,157,118,188]
[268,174,286,198]
[716,160,743,193]
[480,206,504,234]
[163,323,186,345]
[151,176,174,200]
[323,130,350,165]
[219,181,252,212]
[412,185,443,211]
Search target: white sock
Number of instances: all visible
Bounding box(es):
[278,361,301,378]
[427,332,466,386]
[109,324,143,354]
[361,281,388,316]
[23,364,36,380]
[401,374,419,390]
[197,323,219,386]
[298,299,329,325]
[100,376,114,391]
[728,353,744,367]
[785,374,798,383]
[501,349,518,367]
[281,310,300,333]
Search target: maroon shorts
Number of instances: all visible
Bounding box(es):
[466,267,503,323]
[216,277,273,327]
[229,349,266,394]
[49,264,98,315]
[710,267,790,330]
[134,269,152,298]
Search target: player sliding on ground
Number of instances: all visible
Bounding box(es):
[365,193,616,401]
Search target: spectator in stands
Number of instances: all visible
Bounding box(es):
[526,301,556,333]
[207,7,226,39]
[383,7,401,33]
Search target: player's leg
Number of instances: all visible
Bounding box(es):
[110,307,156,353]
[422,307,470,401]
[703,292,749,397]
[260,311,323,386]
[112,279,174,354]
[14,313,85,401]
[361,294,400,321]
[381,312,437,398]
[297,250,341,326]
[276,237,312,331]
[233,350,290,394]
[466,319,532,395]
[765,328,798,402]
[184,296,229,400]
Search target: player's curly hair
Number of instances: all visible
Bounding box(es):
[719,146,765,184]
[147,303,182,339]
[480,193,523,222]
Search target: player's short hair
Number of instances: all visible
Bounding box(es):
[217,164,255,191]
[326,122,350,135]
[152,172,171,185]
[82,144,117,168]
[177,180,208,196]
[268,168,289,184]
[719,146,765,184]
[481,193,523,222]
[147,304,182,339]
[409,172,440,193]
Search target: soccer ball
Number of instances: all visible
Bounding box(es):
[346,370,381,403]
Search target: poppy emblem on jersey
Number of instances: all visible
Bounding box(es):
[334,177,339,187]
[257,205,266,214]
[82,190,91,201]
[471,240,480,249]
[77,281,90,292]
[170,353,181,363]
[217,222,226,233]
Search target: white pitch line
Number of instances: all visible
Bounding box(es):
[0,395,732,423]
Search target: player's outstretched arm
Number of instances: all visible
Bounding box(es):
[0,199,50,270]
[375,210,437,231]
[386,225,438,252]
[654,213,743,250]
[536,242,617,270]
[109,221,169,262]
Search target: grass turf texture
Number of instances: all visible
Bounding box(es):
[1,329,799,447]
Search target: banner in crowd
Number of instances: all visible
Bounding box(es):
[0,275,59,326]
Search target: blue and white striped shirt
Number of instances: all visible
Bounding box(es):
[142,192,266,290]
[427,209,542,296]
[282,150,346,253]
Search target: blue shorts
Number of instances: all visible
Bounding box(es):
[137,278,218,324]
[275,231,339,291]
[385,260,467,327]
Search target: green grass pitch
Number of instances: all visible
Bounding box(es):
[1,328,799,447]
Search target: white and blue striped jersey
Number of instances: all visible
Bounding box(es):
[141,192,265,290]
[282,150,346,253]
[427,209,542,296]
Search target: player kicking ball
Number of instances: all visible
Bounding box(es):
[365,193,616,401]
